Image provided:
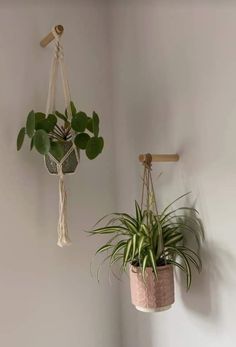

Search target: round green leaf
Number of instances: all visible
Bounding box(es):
[71,112,88,132]
[70,101,77,116]
[97,136,104,153]
[74,133,90,149]
[86,136,103,159]
[50,141,64,161]
[26,110,35,138]
[17,127,25,151]
[92,112,99,137]
[37,119,55,133]
[35,113,46,130]
[34,129,50,155]
[86,118,94,133]
[47,114,57,128]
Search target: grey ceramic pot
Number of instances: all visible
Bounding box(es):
[45,141,79,174]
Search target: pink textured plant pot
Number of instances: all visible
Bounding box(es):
[130,265,175,312]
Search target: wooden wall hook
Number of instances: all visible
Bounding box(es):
[139,153,179,163]
[40,25,64,47]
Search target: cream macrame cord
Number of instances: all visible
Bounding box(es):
[45,28,78,247]
[141,156,166,264]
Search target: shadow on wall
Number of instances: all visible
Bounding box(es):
[178,223,236,325]
[120,275,154,347]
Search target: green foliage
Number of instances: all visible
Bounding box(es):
[74,133,90,149]
[86,118,94,133]
[16,101,104,160]
[70,101,77,116]
[90,196,204,290]
[34,129,50,154]
[55,111,67,122]
[17,127,25,151]
[92,112,99,137]
[50,141,64,161]
[86,137,104,159]
[71,112,87,132]
[26,111,35,138]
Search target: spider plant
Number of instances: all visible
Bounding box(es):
[90,194,204,289]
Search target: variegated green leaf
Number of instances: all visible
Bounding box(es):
[160,192,191,218]
[123,239,133,268]
[148,249,157,277]
[142,255,148,281]
[131,234,137,260]
[96,244,113,254]
[166,246,192,289]
[138,235,145,261]
[135,201,142,224]
[165,233,183,246]
[111,241,127,262]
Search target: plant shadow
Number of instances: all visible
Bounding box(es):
[176,208,236,324]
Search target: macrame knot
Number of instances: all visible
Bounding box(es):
[57,166,71,247]
[142,153,152,170]
[54,42,63,60]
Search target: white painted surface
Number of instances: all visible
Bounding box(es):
[0,1,120,347]
[2,1,236,346]
[109,1,236,346]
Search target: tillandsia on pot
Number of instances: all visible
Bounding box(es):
[89,189,204,312]
[16,101,104,160]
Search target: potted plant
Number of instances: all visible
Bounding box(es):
[90,194,203,312]
[17,101,104,173]
[17,101,104,247]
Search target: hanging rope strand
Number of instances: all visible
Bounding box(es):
[45,27,74,247]
[57,165,71,247]
[141,165,147,211]
[140,154,166,264]
[46,42,59,115]
[149,171,158,216]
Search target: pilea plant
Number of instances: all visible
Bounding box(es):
[17,101,104,160]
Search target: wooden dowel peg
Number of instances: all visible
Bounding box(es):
[40,25,64,47]
[139,153,179,163]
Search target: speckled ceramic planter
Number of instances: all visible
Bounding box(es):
[45,141,79,175]
[130,265,175,312]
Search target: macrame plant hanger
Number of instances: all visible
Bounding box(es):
[41,25,79,247]
[141,153,159,216]
[139,153,180,222]
[139,153,180,263]
[139,153,180,210]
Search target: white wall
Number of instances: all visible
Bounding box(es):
[110,1,236,346]
[0,1,121,347]
[2,1,236,346]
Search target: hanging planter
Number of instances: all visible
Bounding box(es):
[17,26,104,247]
[89,154,204,312]
[45,141,79,174]
[130,265,174,312]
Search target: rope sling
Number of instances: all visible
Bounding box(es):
[141,154,165,264]
[141,154,158,215]
[45,27,79,247]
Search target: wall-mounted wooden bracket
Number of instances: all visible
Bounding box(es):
[139,153,179,163]
[40,25,64,47]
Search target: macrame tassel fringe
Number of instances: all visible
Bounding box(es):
[57,166,71,247]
